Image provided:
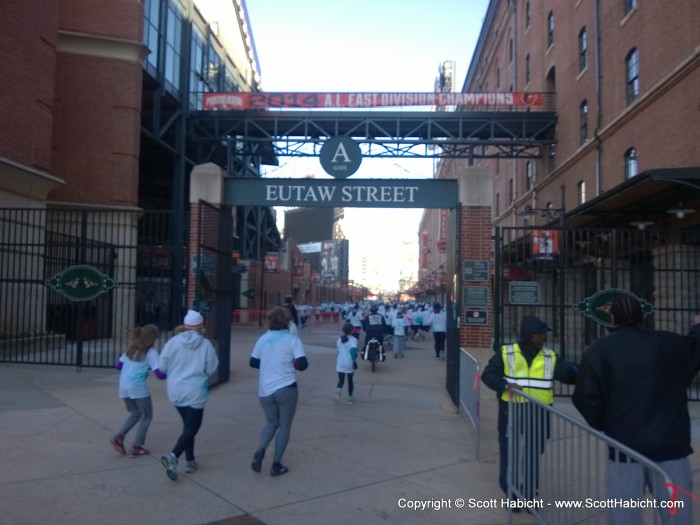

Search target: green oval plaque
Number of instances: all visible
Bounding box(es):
[46,265,117,302]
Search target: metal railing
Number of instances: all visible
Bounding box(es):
[459,348,481,458]
[506,390,689,524]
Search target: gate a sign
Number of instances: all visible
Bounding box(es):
[319,136,362,178]
[46,264,117,302]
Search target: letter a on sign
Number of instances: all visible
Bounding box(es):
[320,136,362,178]
[331,142,351,163]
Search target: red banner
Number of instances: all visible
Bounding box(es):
[532,230,559,259]
[202,92,543,110]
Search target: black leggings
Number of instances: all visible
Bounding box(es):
[172,406,204,462]
[337,372,354,396]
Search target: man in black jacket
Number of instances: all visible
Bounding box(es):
[573,295,700,525]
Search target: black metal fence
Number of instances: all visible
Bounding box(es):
[0,207,186,368]
[193,201,233,386]
[494,226,700,397]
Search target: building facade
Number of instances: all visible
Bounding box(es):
[415,0,700,352]
[0,0,289,345]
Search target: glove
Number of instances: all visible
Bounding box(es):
[353,360,358,370]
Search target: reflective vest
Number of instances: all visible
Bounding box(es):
[500,343,556,404]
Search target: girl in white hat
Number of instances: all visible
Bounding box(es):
[158,309,219,481]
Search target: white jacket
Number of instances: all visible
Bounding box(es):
[159,330,219,409]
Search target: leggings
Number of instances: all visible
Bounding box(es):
[258,385,298,463]
[172,406,204,462]
[337,372,354,395]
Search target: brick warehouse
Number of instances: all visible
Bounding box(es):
[411,1,699,362]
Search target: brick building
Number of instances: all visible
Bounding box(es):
[415,0,699,351]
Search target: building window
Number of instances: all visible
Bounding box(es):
[525,54,531,84]
[143,0,160,71]
[577,180,586,205]
[547,11,554,47]
[579,27,587,71]
[509,178,515,205]
[164,0,182,91]
[509,38,514,63]
[207,44,222,90]
[580,100,589,144]
[624,147,638,179]
[525,161,534,191]
[525,2,531,28]
[626,48,640,104]
[496,193,500,216]
[189,27,207,108]
[496,67,500,88]
[224,69,238,92]
[624,0,638,15]
[548,144,556,172]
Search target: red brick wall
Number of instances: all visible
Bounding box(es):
[459,205,493,350]
[49,52,142,205]
[58,0,144,41]
[0,1,59,171]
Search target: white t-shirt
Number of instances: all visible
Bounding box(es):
[118,347,160,399]
[336,335,358,374]
[392,316,408,336]
[251,330,306,397]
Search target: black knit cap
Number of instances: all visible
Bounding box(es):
[519,315,551,341]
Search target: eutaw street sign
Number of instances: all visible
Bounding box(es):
[224,178,458,209]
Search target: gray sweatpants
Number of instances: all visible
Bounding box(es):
[606,456,692,525]
[118,396,153,447]
[258,385,298,463]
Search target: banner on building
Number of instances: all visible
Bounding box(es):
[264,254,278,273]
[321,241,339,284]
[532,230,559,259]
[203,92,544,110]
[437,209,448,252]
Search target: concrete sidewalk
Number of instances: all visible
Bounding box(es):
[1,323,699,524]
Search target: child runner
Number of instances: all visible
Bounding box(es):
[110,324,165,457]
[335,322,358,404]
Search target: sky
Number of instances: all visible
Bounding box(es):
[244,0,490,292]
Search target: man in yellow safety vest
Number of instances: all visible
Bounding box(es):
[482,315,578,506]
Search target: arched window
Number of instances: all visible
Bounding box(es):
[547,11,554,47]
[525,2,531,28]
[577,180,587,205]
[525,54,531,84]
[580,100,589,144]
[624,148,638,179]
[626,48,640,104]
[509,38,514,63]
[579,27,587,71]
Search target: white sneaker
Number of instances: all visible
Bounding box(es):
[334,388,341,401]
[160,452,178,481]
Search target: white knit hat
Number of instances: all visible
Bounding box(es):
[183,309,203,329]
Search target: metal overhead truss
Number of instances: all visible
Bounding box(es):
[189,109,558,161]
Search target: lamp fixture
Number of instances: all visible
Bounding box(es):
[629,220,654,230]
[666,203,695,219]
[518,204,564,225]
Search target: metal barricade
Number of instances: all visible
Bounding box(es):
[506,390,688,524]
[459,347,481,458]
